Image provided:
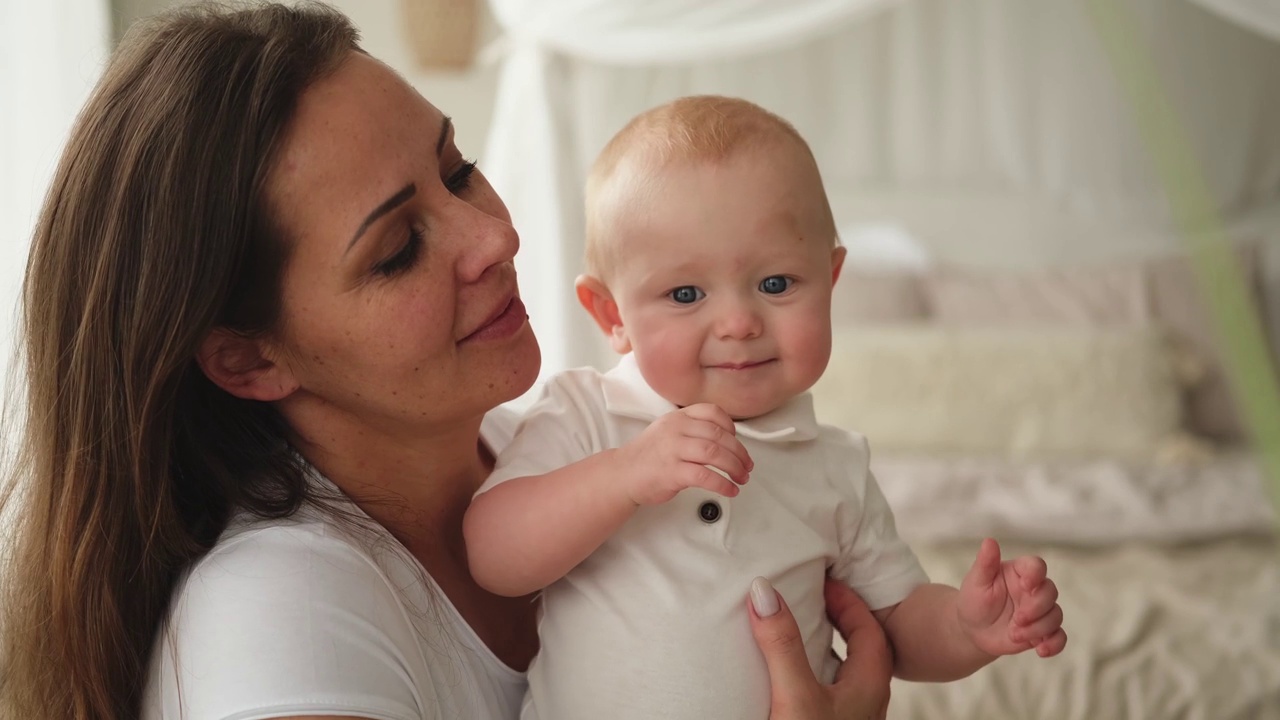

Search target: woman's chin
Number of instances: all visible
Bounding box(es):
[496,331,541,402]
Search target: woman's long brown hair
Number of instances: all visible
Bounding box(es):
[0,3,360,717]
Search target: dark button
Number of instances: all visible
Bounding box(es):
[698,500,722,524]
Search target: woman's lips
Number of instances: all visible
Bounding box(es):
[461,296,527,343]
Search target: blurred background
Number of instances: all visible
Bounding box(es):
[3,0,1279,718]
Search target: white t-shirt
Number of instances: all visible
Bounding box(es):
[142,409,527,720]
[477,355,929,720]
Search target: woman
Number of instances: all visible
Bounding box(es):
[0,3,893,719]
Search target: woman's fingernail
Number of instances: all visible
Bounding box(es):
[750,577,780,617]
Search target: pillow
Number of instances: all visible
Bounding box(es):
[811,326,1191,459]
[926,263,1150,326]
[831,269,928,326]
[923,247,1272,442]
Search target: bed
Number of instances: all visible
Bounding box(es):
[870,451,1280,720]
[891,534,1280,720]
[813,237,1280,720]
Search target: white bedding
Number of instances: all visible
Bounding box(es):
[872,450,1277,546]
[881,536,1280,720]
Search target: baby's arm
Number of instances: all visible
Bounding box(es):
[465,449,641,597]
[874,586,994,681]
[829,432,1064,681]
[876,539,1067,682]
[464,403,751,597]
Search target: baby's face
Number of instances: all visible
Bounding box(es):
[604,145,843,419]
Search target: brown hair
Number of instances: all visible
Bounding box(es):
[0,3,360,718]
[584,95,836,276]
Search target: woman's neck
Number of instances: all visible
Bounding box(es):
[282,403,540,669]
[285,406,493,568]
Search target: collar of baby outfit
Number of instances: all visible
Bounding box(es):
[600,354,821,443]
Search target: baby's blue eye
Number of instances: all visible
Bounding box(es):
[669,286,705,304]
[760,276,792,294]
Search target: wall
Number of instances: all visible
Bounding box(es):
[110,0,501,155]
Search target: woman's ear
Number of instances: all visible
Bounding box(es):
[196,328,299,402]
[574,274,631,354]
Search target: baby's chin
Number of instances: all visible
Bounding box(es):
[670,392,789,422]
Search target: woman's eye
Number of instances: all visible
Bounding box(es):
[446,160,477,194]
[668,286,705,304]
[374,226,424,277]
[759,276,792,295]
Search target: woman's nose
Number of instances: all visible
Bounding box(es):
[455,197,519,284]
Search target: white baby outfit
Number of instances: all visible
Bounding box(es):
[478,354,929,720]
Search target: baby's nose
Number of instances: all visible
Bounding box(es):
[716,305,764,340]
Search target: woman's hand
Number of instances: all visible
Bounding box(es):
[748,577,893,720]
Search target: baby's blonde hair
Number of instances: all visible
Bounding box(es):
[584,95,836,278]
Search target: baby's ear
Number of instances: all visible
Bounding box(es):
[830,245,848,286]
[575,274,631,354]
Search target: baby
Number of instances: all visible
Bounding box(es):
[464,95,1066,720]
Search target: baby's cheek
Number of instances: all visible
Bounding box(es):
[638,350,694,399]
[784,322,833,386]
[634,335,703,403]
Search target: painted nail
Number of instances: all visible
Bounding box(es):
[751,577,780,617]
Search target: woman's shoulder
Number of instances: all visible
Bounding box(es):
[146,502,526,719]
[145,513,425,719]
[146,507,414,707]
[164,511,421,660]
[189,510,387,589]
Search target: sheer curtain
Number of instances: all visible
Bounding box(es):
[481,0,1280,377]
[0,0,110,407]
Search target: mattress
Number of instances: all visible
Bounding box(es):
[871,450,1277,546]
[834,451,1280,719]
[878,536,1280,720]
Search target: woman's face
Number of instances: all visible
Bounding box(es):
[263,52,539,438]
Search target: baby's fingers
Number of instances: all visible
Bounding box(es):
[1036,628,1068,658]
[1012,604,1063,646]
[1012,555,1048,591]
[1015,579,1059,624]
[679,462,742,498]
[679,403,737,434]
[675,427,752,482]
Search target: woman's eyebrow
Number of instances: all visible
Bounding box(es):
[344,117,452,255]
[346,183,416,254]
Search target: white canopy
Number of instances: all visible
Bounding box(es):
[1190,0,1280,42]
[481,0,1280,377]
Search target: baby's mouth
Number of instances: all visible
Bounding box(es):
[707,359,776,371]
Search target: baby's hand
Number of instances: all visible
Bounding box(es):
[956,538,1067,659]
[615,403,752,506]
